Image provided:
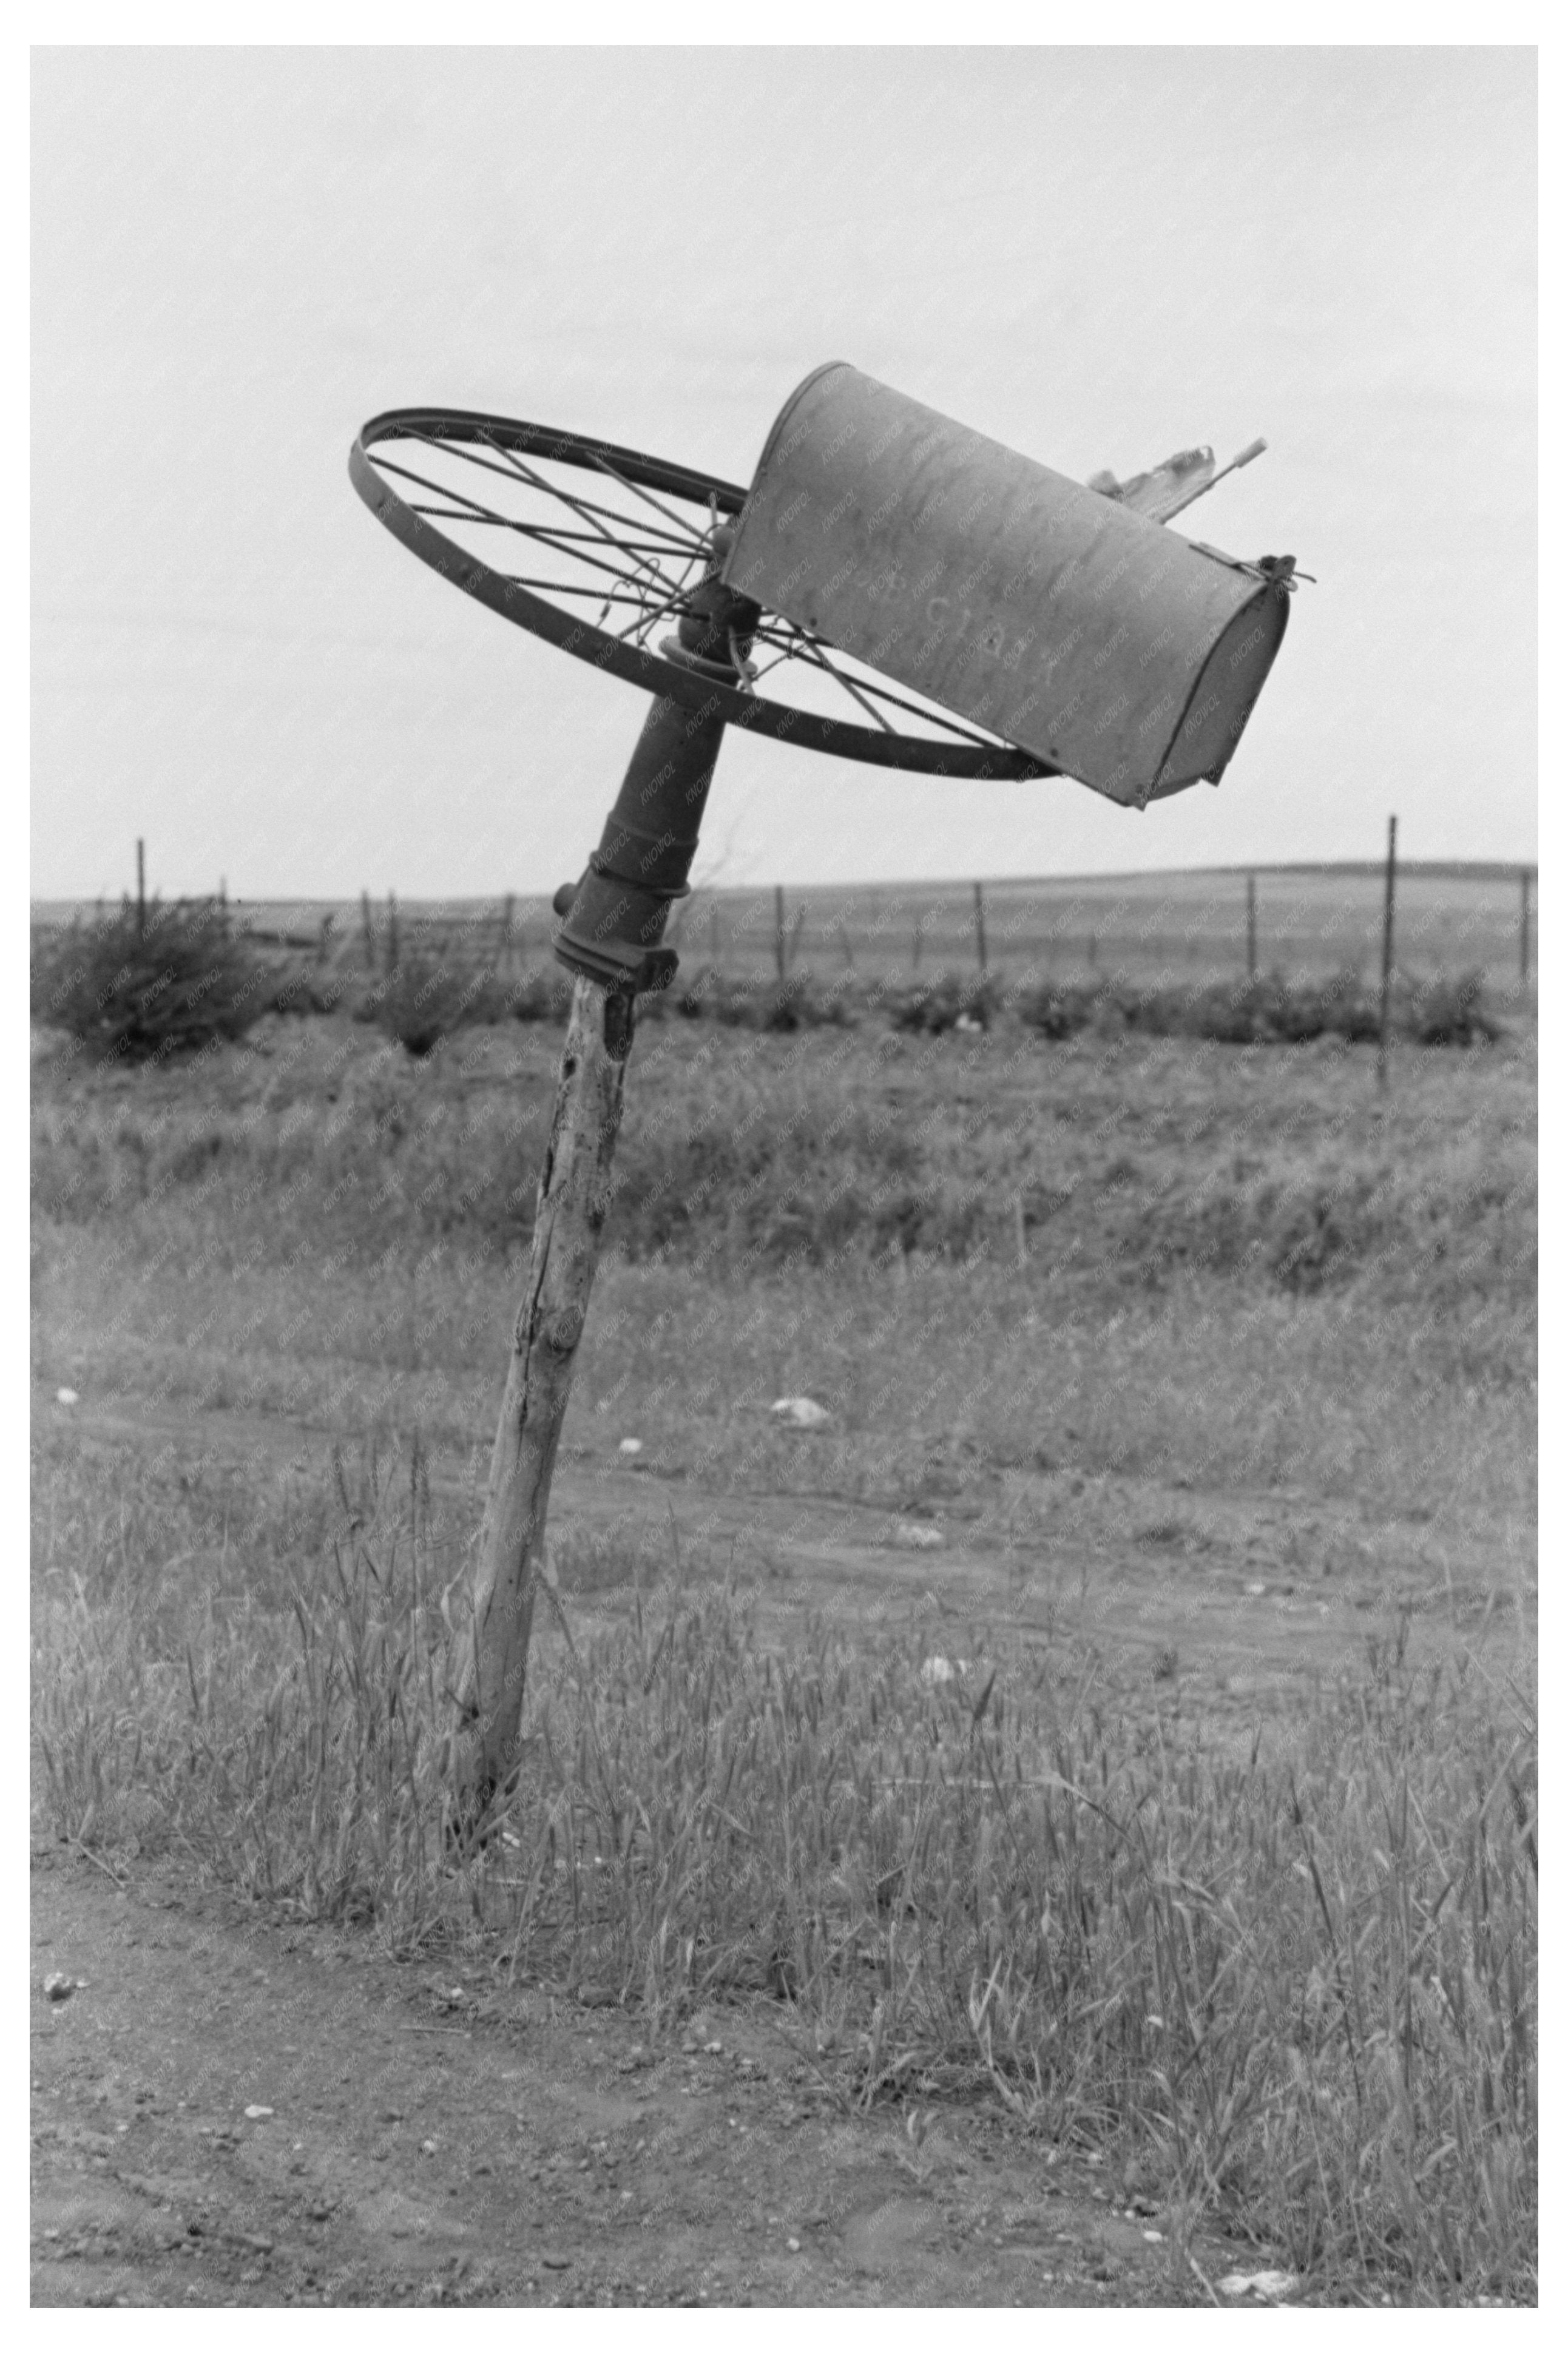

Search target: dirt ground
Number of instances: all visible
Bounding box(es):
[32,1385,1532,2309]
[33,1842,1286,2312]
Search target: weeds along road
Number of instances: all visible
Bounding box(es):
[34,1841,1263,2310]
[36,1383,1532,1735]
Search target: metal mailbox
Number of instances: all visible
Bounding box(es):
[721,362,1291,806]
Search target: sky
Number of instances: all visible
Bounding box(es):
[30,44,1536,902]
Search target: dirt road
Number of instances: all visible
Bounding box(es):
[31,1843,1262,2309]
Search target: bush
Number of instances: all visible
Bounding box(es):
[886,971,1000,1034]
[356,957,569,1055]
[31,901,269,1065]
[640,965,857,1031]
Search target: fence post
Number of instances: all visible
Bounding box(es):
[1377,815,1397,1094]
[361,891,375,971]
[136,839,146,943]
[1521,867,1532,990]
[774,884,786,982]
[709,903,720,965]
[1246,874,1257,979]
[218,876,228,941]
[500,893,514,973]
[974,880,988,976]
[388,891,399,975]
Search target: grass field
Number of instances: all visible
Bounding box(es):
[30,974,1536,2303]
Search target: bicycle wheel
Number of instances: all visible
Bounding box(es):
[349,407,1052,782]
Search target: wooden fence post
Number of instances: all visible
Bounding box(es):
[1521,867,1532,989]
[974,880,988,976]
[774,884,786,982]
[1377,816,1397,1094]
[500,893,514,973]
[361,891,375,971]
[136,839,146,943]
[387,892,399,975]
[1246,874,1257,979]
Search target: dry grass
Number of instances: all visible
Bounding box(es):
[32,1429,1535,2304]
[30,998,1536,2303]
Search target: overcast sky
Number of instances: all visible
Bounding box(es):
[32,44,1536,902]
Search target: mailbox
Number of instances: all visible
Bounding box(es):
[721,362,1291,807]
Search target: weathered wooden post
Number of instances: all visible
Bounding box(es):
[974,880,988,976]
[774,884,787,982]
[1377,815,1397,1094]
[1520,866,1532,990]
[1243,875,1262,974]
[450,537,756,1826]
[136,838,146,943]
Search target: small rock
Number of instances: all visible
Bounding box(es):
[893,1522,943,1550]
[618,1437,643,1456]
[243,2105,274,2121]
[541,2254,570,2270]
[421,2138,439,2155]
[1244,1581,1266,1598]
[56,1388,79,1406]
[786,2238,802,2253]
[42,1972,75,2003]
[771,1396,830,1431]
[1219,2269,1299,2301]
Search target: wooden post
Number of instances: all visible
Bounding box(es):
[1377,815,1397,1094]
[709,903,720,965]
[387,891,399,975]
[136,839,146,943]
[451,976,630,1823]
[218,877,228,941]
[1246,874,1257,979]
[501,893,515,973]
[1520,867,1532,989]
[774,884,786,982]
[973,879,988,976]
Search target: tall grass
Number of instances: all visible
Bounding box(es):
[32,1437,1535,2304]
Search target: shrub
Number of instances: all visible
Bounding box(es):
[30,901,269,1065]
[357,956,535,1055]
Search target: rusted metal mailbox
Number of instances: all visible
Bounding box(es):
[721,362,1291,808]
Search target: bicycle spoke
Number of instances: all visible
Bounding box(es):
[753,619,1006,748]
[406,499,695,608]
[464,429,707,559]
[466,421,711,553]
[403,430,700,584]
[579,448,716,553]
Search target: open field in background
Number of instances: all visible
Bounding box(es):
[32,858,1538,996]
[30,954,1536,2302]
